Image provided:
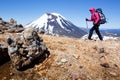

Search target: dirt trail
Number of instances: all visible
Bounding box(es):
[0,34,120,80]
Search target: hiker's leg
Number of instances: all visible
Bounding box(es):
[88,26,95,40]
[95,25,103,40]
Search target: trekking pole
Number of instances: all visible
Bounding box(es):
[86,20,88,29]
[86,20,89,34]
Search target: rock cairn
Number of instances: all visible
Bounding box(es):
[0,17,24,33]
[7,27,49,70]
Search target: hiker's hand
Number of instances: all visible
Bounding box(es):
[86,18,88,21]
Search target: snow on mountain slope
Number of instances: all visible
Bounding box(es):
[25,13,87,38]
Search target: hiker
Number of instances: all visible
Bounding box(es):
[86,8,103,40]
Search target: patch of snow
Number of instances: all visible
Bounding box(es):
[82,34,119,40]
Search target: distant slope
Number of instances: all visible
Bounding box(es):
[25,13,87,38]
[101,29,120,35]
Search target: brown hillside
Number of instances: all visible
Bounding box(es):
[0,33,120,80]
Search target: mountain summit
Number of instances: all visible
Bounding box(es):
[25,13,87,38]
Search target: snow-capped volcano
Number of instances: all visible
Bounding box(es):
[25,13,87,38]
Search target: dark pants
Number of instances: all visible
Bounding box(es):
[88,24,103,40]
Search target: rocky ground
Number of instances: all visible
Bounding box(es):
[0,32,120,80]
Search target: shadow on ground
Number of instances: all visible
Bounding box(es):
[17,50,50,71]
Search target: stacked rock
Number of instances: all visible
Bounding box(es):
[0,17,24,33]
[7,27,49,70]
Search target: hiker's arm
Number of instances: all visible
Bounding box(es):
[88,19,92,21]
[87,17,93,21]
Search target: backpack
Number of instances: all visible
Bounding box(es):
[96,8,107,24]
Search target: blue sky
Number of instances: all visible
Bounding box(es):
[0,0,120,29]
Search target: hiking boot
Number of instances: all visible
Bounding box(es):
[88,38,93,40]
